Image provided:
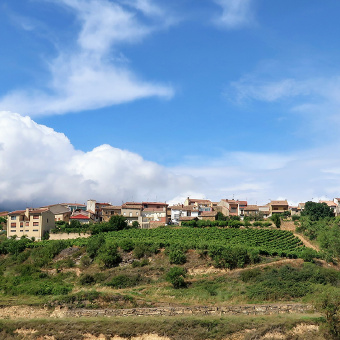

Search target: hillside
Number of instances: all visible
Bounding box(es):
[0,225,339,339]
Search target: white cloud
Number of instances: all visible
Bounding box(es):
[2,111,340,210]
[0,0,174,116]
[0,111,194,209]
[213,0,255,29]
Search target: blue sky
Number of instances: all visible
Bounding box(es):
[1,0,340,209]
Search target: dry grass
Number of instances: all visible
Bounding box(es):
[0,314,324,340]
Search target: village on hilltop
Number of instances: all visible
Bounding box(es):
[1,197,339,240]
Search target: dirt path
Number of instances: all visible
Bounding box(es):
[281,221,320,251]
[294,233,320,251]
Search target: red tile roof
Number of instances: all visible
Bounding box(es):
[70,214,90,220]
[8,210,26,215]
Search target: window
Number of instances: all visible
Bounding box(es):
[136,212,139,216]
[129,212,132,217]
[123,212,126,216]
[11,223,16,227]
[47,219,49,223]
[11,216,16,220]
[33,215,39,219]
[25,230,29,232]
[25,222,29,226]
[11,229,16,232]
[20,230,23,232]
[33,229,38,232]
[20,222,23,227]
[33,222,39,226]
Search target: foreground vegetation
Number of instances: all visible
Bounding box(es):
[0,314,326,340]
[1,207,340,338]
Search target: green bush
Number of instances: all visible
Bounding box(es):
[120,239,134,252]
[86,234,105,259]
[97,243,122,268]
[166,267,187,289]
[106,274,142,289]
[169,248,186,265]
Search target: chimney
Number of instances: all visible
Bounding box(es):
[25,208,30,219]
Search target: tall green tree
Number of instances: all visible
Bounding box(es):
[302,201,334,221]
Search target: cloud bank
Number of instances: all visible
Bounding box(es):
[0,111,194,210]
[0,0,174,116]
[2,111,340,211]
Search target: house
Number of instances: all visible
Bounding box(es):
[7,208,55,240]
[333,198,340,216]
[69,210,95,224]
[61,203,86,212]
[42,204,71,222]
[269,200,289,216]
[289,206,300,216]
[170,205,199,224]
[140,202,168,228]
[218,199,246,217]
[121,202,143,226]
[199,211,216,221]
[243,205,259,217]
[87,200,111,222]
[101,205,122,222]
[258,205,270,219]
[184,197,212,209]
[298,203,305,213]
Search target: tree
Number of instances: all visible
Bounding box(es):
[132,221,140,229]
[98,243,122,268]
[315,287,340,339]
[270,214,281,228]
[109,215,128,231]
[302,201,334,221]
[215,212,226,221]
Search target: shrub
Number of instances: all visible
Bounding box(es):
[97,243,122,268]
[300,248,318,262]
[80,255,92,267]
[240,268,261,282]
[86,234,105,259]
[169,249,186,265]
[132,259,149,268]
[106,274,141,289]
[166,267,187,289]
[79,274,96,286]
[120,239,134,252]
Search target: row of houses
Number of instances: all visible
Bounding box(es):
[3,197,340,240]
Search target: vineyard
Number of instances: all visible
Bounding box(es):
[84,227,306,257]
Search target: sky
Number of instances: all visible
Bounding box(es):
[1,0,340,210]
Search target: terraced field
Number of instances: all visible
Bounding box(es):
[94,227,305,256]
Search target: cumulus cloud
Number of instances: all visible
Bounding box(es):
[0,0,174,116]
[0,111,194,210]
[2,111,340,210]
[213,0,255,29]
